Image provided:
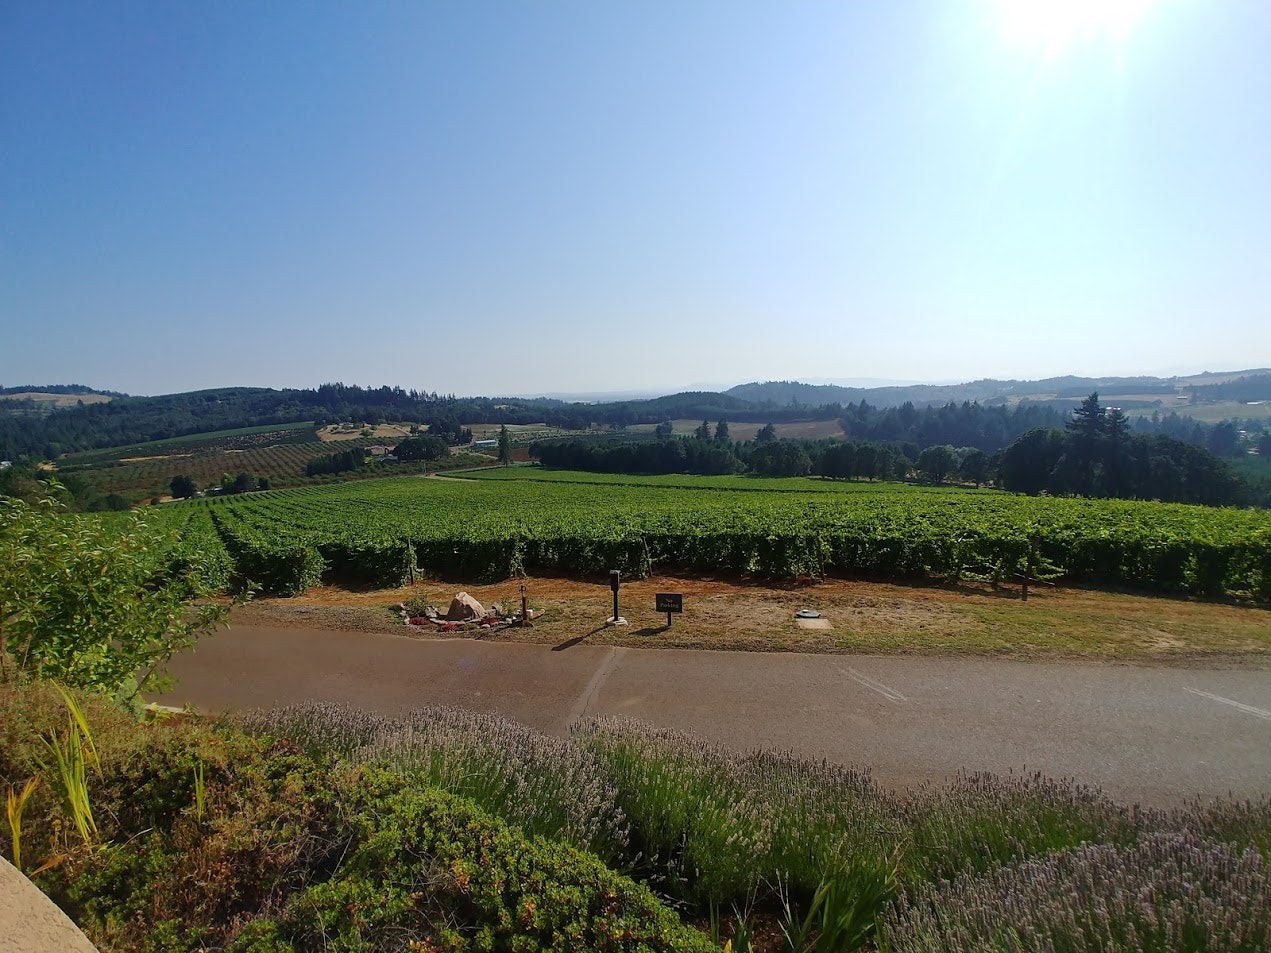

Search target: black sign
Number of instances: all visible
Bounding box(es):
[655,593,683,613]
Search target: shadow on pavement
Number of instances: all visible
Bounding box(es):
[552,625,609,651]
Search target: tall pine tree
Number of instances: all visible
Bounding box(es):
[1063,393,1107,495]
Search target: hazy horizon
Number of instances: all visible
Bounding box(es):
[4,2,1269,396]
[4,363,1268,404]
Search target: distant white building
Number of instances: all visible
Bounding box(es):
[472,439,498,450]
[0,461,11,470]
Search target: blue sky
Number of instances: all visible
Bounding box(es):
[3,1,1268,397]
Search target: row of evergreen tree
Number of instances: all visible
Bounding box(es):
[532,395,1257,507]
[534,435,982,484]
[534,436,740,475]
[997,395,1248,506]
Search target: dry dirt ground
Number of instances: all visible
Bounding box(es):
[119,452,193,463]
[0,391,112,408]
[316,423,414,443]
[228,574,1271,661]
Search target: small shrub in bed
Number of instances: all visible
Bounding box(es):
[0,685,348,953]
[239,700,387,759]
[736,747,900,894]
[882,832,1271,953]
[67,742,346,951]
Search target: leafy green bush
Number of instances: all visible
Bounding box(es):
[0,493,225,702]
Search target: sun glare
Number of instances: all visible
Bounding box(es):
[991,0,1158,56]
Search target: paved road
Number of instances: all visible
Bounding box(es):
[163,625,1271,807]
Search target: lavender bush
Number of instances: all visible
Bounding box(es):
[883,832,1271,953]
[239,704,1271,953]
[901,769,1158,886]
[575,716,901,916]
[241,703,627,860]
[1173,794,1271,860]
[734,747,899,893]
[240,701,386,758]
[574,717,773,903]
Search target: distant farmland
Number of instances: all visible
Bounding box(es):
[54,423,354,499]
[54,421,496,500]
[0,391,113,409]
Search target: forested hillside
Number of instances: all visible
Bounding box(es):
[0,385,575,459]
[2,377,1267,491]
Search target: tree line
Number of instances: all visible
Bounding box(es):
[0,384,529,459]
[304,448,371,477]
[531,395,1258,508]
[534,434,741,475]
[997,394,1249,506]
[534,433,991,484]
[169,472,270,498]
[3,379,1265,471]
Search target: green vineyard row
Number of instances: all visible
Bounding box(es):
[137,472,1271,599]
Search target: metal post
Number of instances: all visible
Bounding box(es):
[609,570,621,624]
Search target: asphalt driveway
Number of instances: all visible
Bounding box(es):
[163,624,1271,806]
